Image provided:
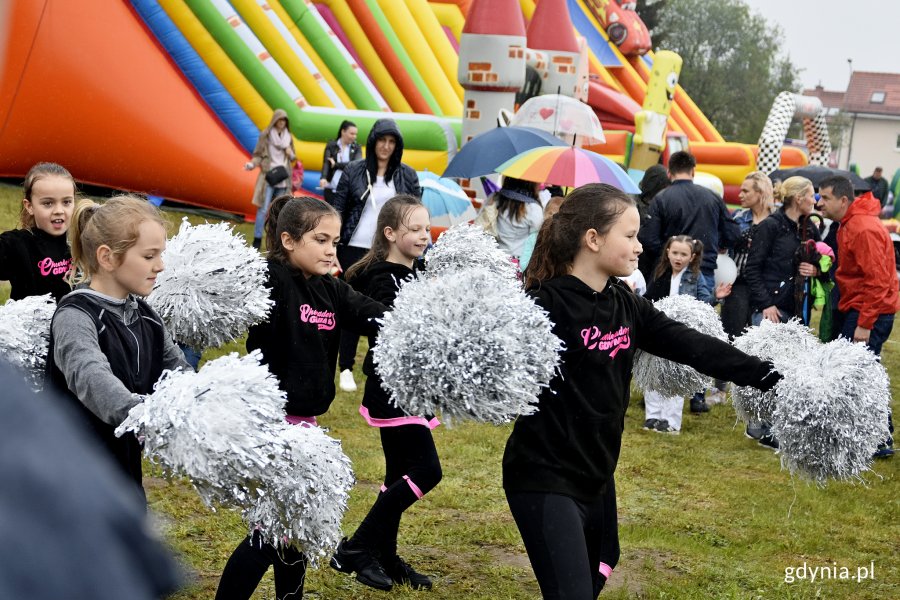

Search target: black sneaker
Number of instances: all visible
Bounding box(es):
[745,423,766,440]
[654,419,679,434]
[330,538,394,591]
[642,418,659,430]
[873,437,895,459]
[384,555,433,590]
[758,432,779,451]
[690,398,710,413]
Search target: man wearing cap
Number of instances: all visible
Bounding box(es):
[818,175,898,458]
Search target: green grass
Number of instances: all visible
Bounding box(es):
[2,182,897,598]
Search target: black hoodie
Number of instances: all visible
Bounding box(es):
[502,275,779,502]
[0,227,72,301]
[246,260,386,417]
[331,119,422,243]
[349,260,418,419]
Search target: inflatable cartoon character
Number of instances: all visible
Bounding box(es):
[584,0,652,56]
[632,50,682,170]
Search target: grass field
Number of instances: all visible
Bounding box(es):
[1,182,897,599]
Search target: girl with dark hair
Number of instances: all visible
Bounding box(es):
[332,196,440,592]
[642,235,732,432]
[215,195,386,600]
[1,162,77,301]
[319,120,361,206]
[490,176,543,268]
[506,183,780,598]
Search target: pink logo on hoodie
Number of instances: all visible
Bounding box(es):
[300,304,336,330]
[581,325,631,357]
[37,257,71,277]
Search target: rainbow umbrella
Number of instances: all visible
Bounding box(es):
[496,146,640,193]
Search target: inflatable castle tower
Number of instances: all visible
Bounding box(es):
[526,0,581,99]
[457,0,527,144]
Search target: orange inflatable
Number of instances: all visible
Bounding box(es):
[0,0,257,218]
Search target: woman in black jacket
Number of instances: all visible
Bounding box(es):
[330,118,422,391]
[319,120,361,206]
[744,176,820,326]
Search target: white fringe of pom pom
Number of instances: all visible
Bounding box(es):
[0,294,55,389]
[116,351,354,559]
[424,223,518,284]
[633,295,726,397]
[731,319,818,423]
[147,219,273,349]
[374,267,562,425]
[245,423,354,563]
[771,338,891,485]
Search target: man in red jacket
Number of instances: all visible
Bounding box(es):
[819,175,898,458]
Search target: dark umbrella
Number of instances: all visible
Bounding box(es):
[769,165,871,192]
[443,126,567,179]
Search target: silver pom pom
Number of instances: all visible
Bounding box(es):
[425,223,518,284]
[147,219,273,348]
[0,294,55,388]
[771,338,891,484]
[117,351,354,557]
[731,319,818,423]
[633,295,726,397]
[374,267,562,425]
[244,423,354,563]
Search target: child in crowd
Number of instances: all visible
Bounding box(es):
[332,196,440,592]
[642,236,732,432]
[215,196,386,600]
[0,162,77,301]
[503,184,779,599]
[45,196,190,498]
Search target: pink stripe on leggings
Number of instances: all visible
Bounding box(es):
[403,475,424,499]
[285,414,318,427]
[598,562,613,578]
[380,484,388,493]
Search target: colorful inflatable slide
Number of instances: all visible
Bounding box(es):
[0,0,805,217]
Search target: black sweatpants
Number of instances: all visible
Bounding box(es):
[350,424,442,557]
[215,530,307,600]
[506,479,619,600]
[336,244,368,371]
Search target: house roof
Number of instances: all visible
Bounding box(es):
[803,86,845,111]
[842,71,900,115]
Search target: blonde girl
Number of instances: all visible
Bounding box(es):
[45,196,190,496]
[0,162,77,300]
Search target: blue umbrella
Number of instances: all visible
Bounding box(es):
[418,171,477,228]
[442,126,567,179]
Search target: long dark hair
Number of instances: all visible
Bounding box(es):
[653,235,703,281]
[525,183,635,288]
[345,195,426,281]
[335,120,356,141]
[264,195,340,264]
[494,176,539,222]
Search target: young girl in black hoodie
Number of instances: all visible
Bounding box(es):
[502,184,780,599]
[0,162,77,301]
[330,195,440,592]
[215,196,386,600]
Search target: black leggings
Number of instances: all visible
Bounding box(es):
[506,480,619,600]
[215,530,307,600]
[349,424,442,557]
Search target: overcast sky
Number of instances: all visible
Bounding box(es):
[739,0,900,91]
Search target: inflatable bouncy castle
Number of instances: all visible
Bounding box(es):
[0,0,811,217]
